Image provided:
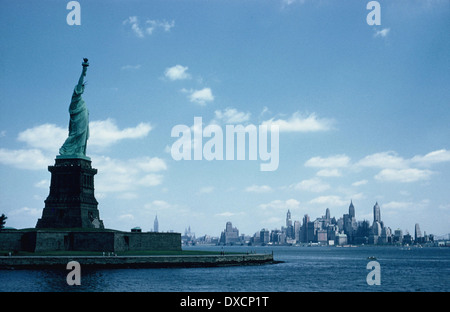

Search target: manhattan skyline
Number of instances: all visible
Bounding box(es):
[0,0,449,237]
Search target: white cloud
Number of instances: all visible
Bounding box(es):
[198,186,215,194]
[93,155,167,195]
[123,16,144,38]
[183,88,214,105]
[383,200,430,216]
[357,151,407,169]
[411,149,450,166]
[383,201,414,210]
[144,200,173,211]
[118,214,135,221]
[245,185,273,193]
[259,199,300,210]
[309,195,348,207]
[375,168,433,183]
[89,119,152,148]
[354,149,450,183]
[215,211,244,217]
[264,217,283,225]
[164,65,191,81]
[0,148,50,170]
[145,19,175,34]
[34,179,49,188]
[214,107,251,124]
[116,193,138,200]
[293,178,330,193]
[305,154,350,168]
[352,179,368,187]
[438,204,450,211]
[374,28,390,38]
[134,156,167,172]
[16,119,152,152]
[121,64,141,70]
[8,206,41,217]
[262,112,334,132]
[281,0,306,7]
[316,169,342,177]
[17,123,66,152]
[123,16,174,38]
[137,174,164,187]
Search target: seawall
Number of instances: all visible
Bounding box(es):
[0,229,181,253]
[0,253,277,269]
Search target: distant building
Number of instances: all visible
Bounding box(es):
[260,228,270,245]
[294,220,301,242]
[285,210,294,239]
[373,202,381,224]
[196,234,218,245]
[349,200,355,219]
[415,223,422,243]
[181,226,196,245]
[270,229,285,244]
[153,214,159,233]
[251,232,261,245]
[317,229,328,245]
[300,214,312,243]
[403,232,413,245]
[325,208,331,222]
[219,221,240,245]
[335,232,347,245]
[394,229,403,244]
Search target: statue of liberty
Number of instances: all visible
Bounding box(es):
[59,58,90,158]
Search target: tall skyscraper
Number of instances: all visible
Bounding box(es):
[294,220,301,242]
[373,202,381,224]
[325,208,331,221]
[154,214,159,232]
[285,209,294,239]
[415,223,422,242]
[349,200,355,219]
[286,209,292,227]
[220,221,240,245]
[301,214,310,243]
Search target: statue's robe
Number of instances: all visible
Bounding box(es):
[59,84,89,156]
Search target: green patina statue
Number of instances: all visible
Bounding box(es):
[59,58,90,159]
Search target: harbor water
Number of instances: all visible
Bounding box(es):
[0,245,449,292]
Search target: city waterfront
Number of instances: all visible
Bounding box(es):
[1,245,448,292]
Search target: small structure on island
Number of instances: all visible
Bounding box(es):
[0,59,181,253]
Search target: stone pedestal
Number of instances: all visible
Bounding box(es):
[36,157,104,229]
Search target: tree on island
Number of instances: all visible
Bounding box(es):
[0,214,7,230]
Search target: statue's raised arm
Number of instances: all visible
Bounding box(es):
[78,58,89,86]
[58,59,91,159]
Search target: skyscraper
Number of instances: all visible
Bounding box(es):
[301,214,310,243]
[286,209,292,227]
[415,223,422,242]
[349,200,355,219]
[220,221,240,245]
[325,208,331,221]
[286,209,294,239]
[373,202,381,224]
[154,214,159,232]
[294,220,301,242]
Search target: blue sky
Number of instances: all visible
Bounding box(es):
[1,0,449,238]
